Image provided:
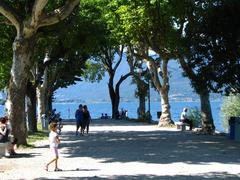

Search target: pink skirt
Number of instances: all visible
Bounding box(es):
[50,147,59,158]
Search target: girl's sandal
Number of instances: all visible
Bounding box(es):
[54,168,62,171]
[44,165,48,171]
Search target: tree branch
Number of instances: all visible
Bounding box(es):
[178,54,197,82]
[116,72,132,89]
[0,18,13,25]
[38,0,79,28]
[0,2,22,31]
[113,45,124,72]
[31,0,49,26]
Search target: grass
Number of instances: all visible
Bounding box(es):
[21,123,49,148]
[26,131,48,147]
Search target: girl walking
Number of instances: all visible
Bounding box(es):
[45,122,62,171]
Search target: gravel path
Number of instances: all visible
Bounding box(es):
[1,119,240,180]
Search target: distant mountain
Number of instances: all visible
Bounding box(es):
[55,60,204,103]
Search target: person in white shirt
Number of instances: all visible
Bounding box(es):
[45,122,62,171]
[180,108,193,130]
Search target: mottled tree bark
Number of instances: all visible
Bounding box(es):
[144,56,174,126]
[37,81,49,126]
[8,37,35,144]
[159,86,172,126]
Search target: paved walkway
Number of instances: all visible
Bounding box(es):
[1,119,240,180]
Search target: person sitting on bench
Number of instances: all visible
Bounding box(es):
[0,116,17,156]
[0,117,9,143]
[180,108,193,131]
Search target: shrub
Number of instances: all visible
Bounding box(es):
[188,107,202,128]
[221,94,240,132]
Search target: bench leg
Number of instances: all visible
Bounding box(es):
[177,124,181,129]
[0,147,6,157]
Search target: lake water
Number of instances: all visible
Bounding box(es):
[0,100,223,131]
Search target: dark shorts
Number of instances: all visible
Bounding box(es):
[76,121,83,128]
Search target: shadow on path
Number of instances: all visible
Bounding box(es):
[60,121,240,165]
[35,172,240,180]
[4,152,40,159]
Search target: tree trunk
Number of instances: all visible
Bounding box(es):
[114,82,121,119]
[109,88,118,119]
[108,75,116,119]
[26,82,37,133]
[158,86,174,126]
[199,90,215,133]
[8,37,35,145]
[138,94,146,120]
[37,65,50,122]
[37,87,43,123]
[37,86,48,125]
[37,85,50,130]
[47,92,53,113]
[113,95,120,119]
[136,81,148,121]
[147,58,173,126]
[108,77,121,119]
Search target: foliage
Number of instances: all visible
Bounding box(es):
[83,60,105,82]
[0,23,15,89]
[104,0,179,53]
[188,107,202,128]
[69,0,110,83]
[221,94,240,132]
[33,1,107,90]
[182,0,240,94]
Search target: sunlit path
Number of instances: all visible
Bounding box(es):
[1,119,240,179]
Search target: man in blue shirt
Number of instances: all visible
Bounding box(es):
[75,104,83,135]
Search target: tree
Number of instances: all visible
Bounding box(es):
[35,2,107,123]
[91,44,131,119]
[174,0,240,133]
[126,47,149,121]
[105,0,176,126]
[185,0,240,94]
[0,0,79,145]
[163,0,216,133]
[77,0,132,119]
[177,55,215,133]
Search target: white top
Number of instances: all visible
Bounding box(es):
[0,124,7,135]
[49,131,58,148]
[180,111,187,120]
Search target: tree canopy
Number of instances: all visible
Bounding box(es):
[182,0,240,94]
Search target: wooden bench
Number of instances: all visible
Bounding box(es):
[0,142,10,157]
[175,122,189,131]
